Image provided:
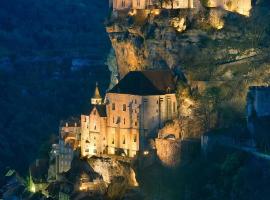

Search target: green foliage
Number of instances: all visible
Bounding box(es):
[137,149,270,200]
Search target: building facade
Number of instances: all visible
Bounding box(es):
[207,0,252,16]
[81,70,178,158]
[112,0,196,10]
[111,0,251,16]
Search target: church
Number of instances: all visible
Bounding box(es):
[80,70,178,158]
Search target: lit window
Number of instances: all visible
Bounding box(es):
[123,104,126,111]
[112,103,115,110]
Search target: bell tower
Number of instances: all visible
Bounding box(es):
[91,82,102,105]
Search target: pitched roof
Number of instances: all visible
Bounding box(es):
[93,82,101,99]
[91,105,107,117]
[108,70,176,95]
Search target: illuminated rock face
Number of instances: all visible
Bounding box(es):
[156,138,182,167]
[88,157,138,186]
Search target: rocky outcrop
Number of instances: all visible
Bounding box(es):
[88,156,138,187]
[156,138,182,167]
[106,2,270,135]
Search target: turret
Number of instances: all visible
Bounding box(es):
[91,82,102,105]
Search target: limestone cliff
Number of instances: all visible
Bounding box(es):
[88,156,138,187]
[106,1,270,137]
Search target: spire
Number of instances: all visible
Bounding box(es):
[91,82,102,105]
[93,82,101,99]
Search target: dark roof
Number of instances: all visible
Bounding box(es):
[60,117,81,127]
[108,70,176,95]
[92,105,107,117]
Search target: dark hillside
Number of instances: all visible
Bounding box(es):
[0,0,110,185]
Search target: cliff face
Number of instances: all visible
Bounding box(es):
[106,1,270,136]
[88,156,138,187]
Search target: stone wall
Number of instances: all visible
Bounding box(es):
[155,138,182,167]
[156,138,201,167]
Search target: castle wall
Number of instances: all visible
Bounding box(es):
[163,0,194,9]
[207,0,251,16]
[113,0,132,10]
[113,0,195,10]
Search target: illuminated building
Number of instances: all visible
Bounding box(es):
[81,70,178,157]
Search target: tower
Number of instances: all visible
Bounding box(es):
[91,83,102,105]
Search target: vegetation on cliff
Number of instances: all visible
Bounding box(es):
[106,0,270,135]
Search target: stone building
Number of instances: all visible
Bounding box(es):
[81,70,178,158]
[48,119,80,181]
[112,0,196,11]
[111,0,251,16]
[206,0,252,16]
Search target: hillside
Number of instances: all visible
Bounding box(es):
[0,0,111,184]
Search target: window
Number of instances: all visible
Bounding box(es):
[93,110,96,115]
[94,125,96,130]
[124,118,126,125]
[112,103,115,110]
[137,0,140,6]
[173,102,176,113]
[134,135,137,142]
[112,139,114,144]
[134,99,137,104]
[123,137,125,144]
[157,100,159,104]
[113,116,115,123]
[122,0,125,7]
[135,121,137,126]
[123,104,126,111]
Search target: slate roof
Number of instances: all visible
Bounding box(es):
[93,82,102,98]
[91,105,107,117]
[108,70,176,96]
